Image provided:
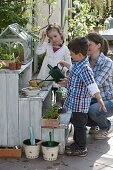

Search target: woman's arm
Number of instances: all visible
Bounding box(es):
[94,59,113,85]
[94,92,107,112]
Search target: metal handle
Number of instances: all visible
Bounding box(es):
[47,64,53,70]
[57,63,64,71]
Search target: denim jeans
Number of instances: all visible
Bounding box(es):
[72,112,88,149]
[88,99,113,130]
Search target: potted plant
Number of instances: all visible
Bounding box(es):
[15,56,22,69]
[41,106,59,128]
[0,52,15,68]
[8,55,17,70]
[13,44,24,62]
[23,127,41,159]
[41,131,59,161]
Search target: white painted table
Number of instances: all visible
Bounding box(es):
[0,60,52,147]
[19,85,52,145]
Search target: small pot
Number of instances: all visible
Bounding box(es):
[41,141,59,161]
[9,62,16,70]
[23,139,41,159]
[16,61,22,69]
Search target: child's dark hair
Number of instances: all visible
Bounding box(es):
[68,37,88,56]
[85,32,109,55]
[46,23,64,43]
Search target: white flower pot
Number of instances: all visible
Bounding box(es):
[23,139,41,159]
[41,141,59,161]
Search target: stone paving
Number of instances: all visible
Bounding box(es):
[0,117,113,170]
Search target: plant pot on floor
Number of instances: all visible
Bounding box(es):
[0,146,22,158]
[41,141,59,161]
[23,139,41,159]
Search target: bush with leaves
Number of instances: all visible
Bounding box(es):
[67,1,103,39]
[43,106,59,119]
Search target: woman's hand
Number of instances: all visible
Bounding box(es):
[98,98,107,112]
[58,78,67,87]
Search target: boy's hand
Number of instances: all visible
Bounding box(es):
[59,60,70,69]
[98,99,107,112]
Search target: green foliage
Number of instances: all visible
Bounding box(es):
[0,43,23,61]
[0,0,28,33]
[11,44,24,53]
[43,106,59,119]
[67,1,103,39]
[0,53,15,61]
[43,0,57,5]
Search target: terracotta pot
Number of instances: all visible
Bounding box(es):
[9,62,16,70]
[0,147,21,158]
[16,61,22,69]
[18,52,24,62]
[14,52,24,62]
[41,118,59,128]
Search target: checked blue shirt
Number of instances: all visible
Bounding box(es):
[91,53,113,101]
[64,57,97,113]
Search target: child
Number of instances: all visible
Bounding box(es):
[35,23,72,83]
[59,37,107,157]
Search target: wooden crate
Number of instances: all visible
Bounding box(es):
[41,118,59,128]
[0,147,22,158]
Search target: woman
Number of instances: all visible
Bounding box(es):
[86,32,113,140]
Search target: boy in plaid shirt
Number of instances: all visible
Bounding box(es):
[59,37,107,156]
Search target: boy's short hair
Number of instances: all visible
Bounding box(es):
[68,37,88,56]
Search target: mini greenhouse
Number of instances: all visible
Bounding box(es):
[0,23,33,64]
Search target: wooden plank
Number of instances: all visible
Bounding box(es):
[0,74,7,146]
[7,74,19,146]
[30,100,42,140]
[19,99,30,145]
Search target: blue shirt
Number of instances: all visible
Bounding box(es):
[91,53,113,100]
[64,57,96,113]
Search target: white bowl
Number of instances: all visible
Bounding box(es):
[22,87,40,97]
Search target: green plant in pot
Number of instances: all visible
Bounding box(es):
[41,131,59,161]
[23,126,41,159]
[12,44,24,62]
[41,106,59,128]
[8,58,17,70]
[15,56,22,70]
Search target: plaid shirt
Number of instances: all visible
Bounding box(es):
[91,53,113,101]
[64,57,96,113]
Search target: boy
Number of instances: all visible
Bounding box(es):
[59,37,107,156]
